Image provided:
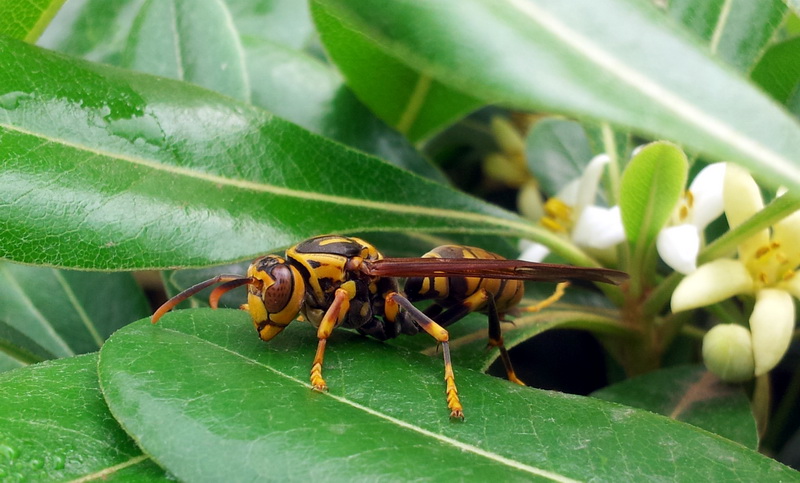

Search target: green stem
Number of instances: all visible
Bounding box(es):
[600,123,622,206]
[642,271,681,317]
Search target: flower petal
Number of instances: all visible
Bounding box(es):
[574,154,610,212]
[779,274,800,300]
[657,224,700,274]
[671,259,753,312]
[724,164,764,228]
[518,240,550,263]
[688,163,725,229]
[772,208,800,268]
[724,164,769,261]
[751,288,795,375]
[702,324,754,382]
[572,205,625,249]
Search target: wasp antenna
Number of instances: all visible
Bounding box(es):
[209,277,256,309]
[151,274,250,324]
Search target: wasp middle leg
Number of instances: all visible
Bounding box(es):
[385,292,464,420]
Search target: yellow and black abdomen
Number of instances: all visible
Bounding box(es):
[404,245,524,313]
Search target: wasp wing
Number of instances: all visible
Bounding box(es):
[366,258,628,285]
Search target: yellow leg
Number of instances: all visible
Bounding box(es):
[388,293,464,420]
[310,288,350,392]
[522,281,569,313]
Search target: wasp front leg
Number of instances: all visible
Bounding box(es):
[310,287,351,392]
[385,293,464,420]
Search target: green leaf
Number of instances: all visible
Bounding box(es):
[121,0,249,102]
[0,319,54,372]
[40,1,443,182]
[242,37,446,181]
[593,365,759,449]
[525,118,594,197]
[752,37,800,104]
[98,310,798,481]
[311,3,483,142]
[0,37,583,270]
[224,0,314,50]
[0,262,149,359]
[0,354,167,481]
[310,0,800,191]
[0,0,65,42]
[619,142,688,249]
[38,0,142,64]
[663,0,787,72]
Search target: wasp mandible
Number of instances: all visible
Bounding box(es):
[152,235,628,419]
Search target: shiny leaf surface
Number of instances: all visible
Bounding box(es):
[525,118,594,197]
[664,0,787,72]
[311,0,800,191]
[0,0,65,42]
[0,354,166,481]
[40,0,442,181]
[593,365,758,449]
[619,142,688,249]
[0,37,570,270]
[312,3,483,142]
[242,37,445,181]
[98,310,797,481]
[752,37,800,104]
[0,262,149,359]
[122,0,249,102]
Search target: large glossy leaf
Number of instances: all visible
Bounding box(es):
[98,310,798,481]
[0,0,65,42]
[0,354,166,481]
[36,0,144,64]
[0,37,581,270]
[242,37,446,181]
[224,0,314,50]
[121,0,249,102]
[664,0,787,72]
[40,0,442,181]
[312,4,483,142]
[593,365,759,449]
[0,262,149,359]
[525,118,594,197]
[311,0,800,191]
[0,320,54,372]
[752,37,800,104]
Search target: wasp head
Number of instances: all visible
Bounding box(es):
[246,255,305,341]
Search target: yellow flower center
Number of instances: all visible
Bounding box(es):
[540,198,572,233]
[675,190,694,224]
[748,240,797,289]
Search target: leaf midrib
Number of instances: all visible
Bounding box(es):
[152,324,579,482]
[0,121,532,232]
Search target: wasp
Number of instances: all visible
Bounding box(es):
[152,235,628,419]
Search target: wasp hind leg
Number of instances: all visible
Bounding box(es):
[430,290,525,386]
[385,292,464,420]
[310,288,351,392]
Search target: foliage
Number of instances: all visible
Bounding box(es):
[1,0,800,480]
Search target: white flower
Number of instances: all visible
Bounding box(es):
[657,163,726,274]
[672,164,799,378]
[519,154,625,262]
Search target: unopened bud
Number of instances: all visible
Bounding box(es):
[702,324,754,382]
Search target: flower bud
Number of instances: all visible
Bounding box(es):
[702,324,754,382]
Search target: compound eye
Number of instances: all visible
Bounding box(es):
[263,263,296,313]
